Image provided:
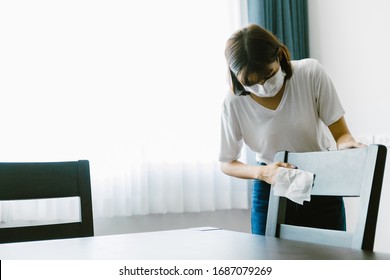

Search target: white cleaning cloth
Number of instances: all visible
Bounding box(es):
[272,167,315,205]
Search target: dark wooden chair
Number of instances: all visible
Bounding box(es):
[0,160,94,243]
[265,144,387,251]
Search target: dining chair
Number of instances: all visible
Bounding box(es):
[265,144,387,251]
[0,160,94,243]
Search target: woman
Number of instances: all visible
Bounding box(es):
[219,24,364,235]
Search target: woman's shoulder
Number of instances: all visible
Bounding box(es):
[291,58,323,72]
[222,91,251,113]
[291,58,327,81]
[223,91,248,104]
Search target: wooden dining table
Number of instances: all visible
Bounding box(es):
[0,227,389,260]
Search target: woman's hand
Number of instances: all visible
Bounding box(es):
[260,161,296,185]
[337,140,366,150]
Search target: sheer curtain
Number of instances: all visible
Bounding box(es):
[0,0,248,222]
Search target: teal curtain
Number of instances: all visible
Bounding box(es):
[247,0,309,59]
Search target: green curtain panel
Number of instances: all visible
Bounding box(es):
[247,0,309,59]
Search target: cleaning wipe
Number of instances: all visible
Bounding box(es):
[272,167,315,205]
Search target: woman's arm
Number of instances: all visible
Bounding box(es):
[220,160,295,185]
[328,116,366,150]
[220,117,361,184]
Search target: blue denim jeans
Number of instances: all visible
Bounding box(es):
[251,164,346,235]
[251,178,271,235]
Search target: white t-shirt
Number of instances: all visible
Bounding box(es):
[219,58,345,164]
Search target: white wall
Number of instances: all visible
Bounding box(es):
[308,0,390,253]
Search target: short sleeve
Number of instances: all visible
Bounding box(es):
[219,98,243,162]
[311,60,345,126]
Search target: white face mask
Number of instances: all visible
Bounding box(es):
[243,67,286,97]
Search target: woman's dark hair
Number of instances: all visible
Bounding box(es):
[225,24,292,96]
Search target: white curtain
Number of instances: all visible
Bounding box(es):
[0,0,248,222]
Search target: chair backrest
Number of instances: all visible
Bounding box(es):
[0,160,94,243]
[265,144,387,251]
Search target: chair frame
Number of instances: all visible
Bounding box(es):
[265,144,387,251]
[0,160,94,243]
